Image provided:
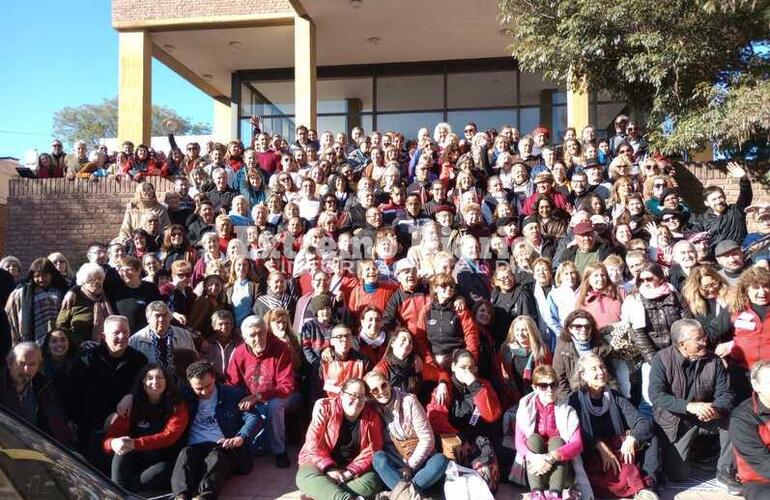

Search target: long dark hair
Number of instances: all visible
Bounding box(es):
[130,363,182,427]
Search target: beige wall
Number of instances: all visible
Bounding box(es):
[112,0,292,25]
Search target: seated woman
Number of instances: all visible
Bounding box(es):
[56,263,113,347]
[365,370,448,498]
[427,349,502,491]
[296,378,383,500]
[568,354,660,499]
[496,315,552,408]
[511,365,591,500]
[553,310,616,399]
[320,325,371,397]
[103,364,189,494]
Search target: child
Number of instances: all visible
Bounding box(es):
[300,294,335,366]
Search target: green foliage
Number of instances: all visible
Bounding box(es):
[52,97,211,148]
[498,0,770,154]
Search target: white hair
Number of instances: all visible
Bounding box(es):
[241,315,265,331]
[8,341,41,364]
[433,122,452,143]
[75,262,105,286]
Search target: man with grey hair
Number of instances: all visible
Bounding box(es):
[225,315,295,469]
[731,360,770,498]
[8,341,73,445]
[129,301,196,373]
[71,315,147,466]
[648,319,739,493]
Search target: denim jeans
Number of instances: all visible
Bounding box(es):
[251,397,287,454]
[372,449,448,491]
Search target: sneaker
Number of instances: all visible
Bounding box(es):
[717,468,743,496]
[275,451,291,469]
[633,488,659,500]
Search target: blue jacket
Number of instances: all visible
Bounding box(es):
[184,383,261,443]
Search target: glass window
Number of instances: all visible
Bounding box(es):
[377,75,443,112]
[243,80,294,116]
[552,106,568,143]
[447,71,516,109]
[519,107,541,137]
[317,115,347,136]
[594,102,627,137]
[376,112,444,140]
[519,71,562,106]
[447,109,517,134]
[359,114,373,136]
[318,77,373,114]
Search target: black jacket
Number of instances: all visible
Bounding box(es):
[730,396,770,482]
[490,286,537,349]
[70,344,147,436]
[568,389,653,449]
[24,373,74,446]
[693,177,752,257]
[632,291,683,362]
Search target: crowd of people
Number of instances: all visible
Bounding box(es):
[3,113,770,500]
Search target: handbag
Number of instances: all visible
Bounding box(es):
[391,436,419,461]
[440,433,462,460]
[601,321,640,361]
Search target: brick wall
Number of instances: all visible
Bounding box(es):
[5,177,174,269]
[112,0,293,24]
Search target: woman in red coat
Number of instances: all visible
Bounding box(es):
[103,364,189,494]
[296,378,384,499]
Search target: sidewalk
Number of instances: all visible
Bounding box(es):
[220,449,743,500]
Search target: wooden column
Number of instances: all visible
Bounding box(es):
[567,85,590,133]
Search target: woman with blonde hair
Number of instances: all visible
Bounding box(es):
[47,252,74,287]
[546,261,580,334]
[608,175,635,210]
[682,265,730,342]
[496,315,552,406]
[264,308,302,371]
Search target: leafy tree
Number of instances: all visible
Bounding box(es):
[52,97,211,148]
[497,0,770,155]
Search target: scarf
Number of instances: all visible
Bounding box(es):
[80,287,114,341]
[511,347,535,381]
[363,282,378,294]
[151,329,175,373]
[385,352,418,392]
[572,336,593,356]
[259,291,292,310]
[638,282,671,300]
[359,329,386,347]
[577,389,624,439]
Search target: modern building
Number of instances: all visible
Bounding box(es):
[112,0,626,145]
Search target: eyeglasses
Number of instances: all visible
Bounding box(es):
[464,128,475,133]
[175,273,191,278]
[171,232,184,237]
[369,382,389,394]
[639,276,656,283]
[341,390,365,402]
[535,382,557,391]
[653,183,666,188]
[570,323,590,330]
[619,149,632,154]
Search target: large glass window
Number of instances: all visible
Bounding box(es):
[447,71,516,109]
[376,112,444,139]
[519,71,560,107]
[520,107,541,136]
[447,109,517,133]
[318,77,373,114]
[377,75,443,112]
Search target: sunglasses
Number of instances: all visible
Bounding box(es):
[331,335,351,341]
[464,129,475,133]
[535,382,557,390]
[619,149,632,154]
[639,276,656,283]
[653,183,666,188]
[570,323,590,330]
[369,382,389,394]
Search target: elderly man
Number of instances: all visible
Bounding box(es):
[8,342,73,445]
[555,221,614,273]
[206,167,236,213]
[731,360,770,499]
[71,315,147,465]
[226,315,295,468]
[128,301,196,374]
[648,319,739,493]
[667,240,699,291]
[172,361,260,500]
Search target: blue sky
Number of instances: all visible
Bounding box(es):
[0,0,211,160]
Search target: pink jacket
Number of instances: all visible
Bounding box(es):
[580,290,623,330]
[376,389,435,469]
[298,397,383,476]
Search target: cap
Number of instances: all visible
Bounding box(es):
[308,294,332,315]
[660,208,686,220]
[583,159,601,170]
[590,214,608,226]
[533,126,551,138]
[573,221,594,236]
[534,172,554,184]
[522,215,539,228]
[715,240,740,257]
[394,258,416,275]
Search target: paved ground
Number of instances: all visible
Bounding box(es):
[220,448,743,500]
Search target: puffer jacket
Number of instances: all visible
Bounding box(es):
[628,290,683,362]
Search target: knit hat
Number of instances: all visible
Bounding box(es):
[533,126,551,139]
[659,188,679,203]
[308,294,332,315]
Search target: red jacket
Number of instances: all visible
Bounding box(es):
[226,335,296,400]
[320,350,370,396]
[346,282,397,318]
[414,300,480,367]
[426,378,501,435]
[730,306,770,370]
[102,403,189,453]
[522,190,571,216]
[298,397,383,476]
